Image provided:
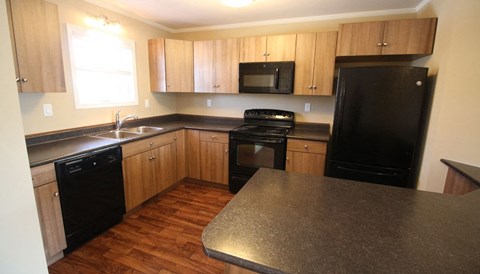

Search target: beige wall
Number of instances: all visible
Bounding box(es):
[0,1,48,272]
[414,0,480,192]
[19,0,176,135]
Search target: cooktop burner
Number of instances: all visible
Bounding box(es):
[231,125,290,137]
[230,109,295,138]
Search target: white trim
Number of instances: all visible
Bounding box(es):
[174,8,418,33]
[79,1,425,34]
[415,0,432,12]
[81,0,175,33]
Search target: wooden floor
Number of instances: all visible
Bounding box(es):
[49,181,234,274]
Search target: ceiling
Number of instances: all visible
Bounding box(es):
[86,0,429,32]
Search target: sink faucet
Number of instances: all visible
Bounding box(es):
[115,110,138,130]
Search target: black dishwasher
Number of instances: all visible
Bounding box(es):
[55,145,125,253]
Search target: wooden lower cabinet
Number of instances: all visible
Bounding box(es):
[31,163,67,265]
[122,132,178,211]
[186,129,229,185]
[285,139,327,176]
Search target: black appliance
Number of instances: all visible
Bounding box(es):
[325,66,429,188]
[55,146,125,253]
[229,109,294,193]
[239,62,295,94]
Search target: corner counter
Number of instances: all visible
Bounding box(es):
[202,168,480,273]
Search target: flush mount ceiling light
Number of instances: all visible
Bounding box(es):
[220,0,254,8]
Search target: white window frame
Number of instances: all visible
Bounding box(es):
[66,24,138,109]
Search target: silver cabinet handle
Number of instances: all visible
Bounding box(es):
[377,42,383,47]
[383,42,389,46]
[308,85,312,89]
[312,86,317,90]
[21,77,28,82]
[54,192,59,197]
[16,77,20,82]
[167,83,171,87]
[304,145,308,149]
[150,142,154,146]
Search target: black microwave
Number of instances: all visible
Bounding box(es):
[239,62,295,94]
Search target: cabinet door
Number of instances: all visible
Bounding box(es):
[312,31,337,96]
[286,151,326,176]
[294,33,316,95]
[148,38,166,92]
[194,40,215,93]
[153,143,177,194]
[382,18,437,55]
[8,0,65,92]
[200,141,228,184]
[239,36,267,62]
[123,151,152,211]
[215,39,240,93]
[165,39,193,92]
[175,130,187,182]
[336,21,384,56]
[186,130,201,180]
[34,181,67,258]
[266,34,297,61]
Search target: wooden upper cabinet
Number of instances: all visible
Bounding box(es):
[165,39,194,92]
[7,0,65,93]
[148,38,193,92]
[240,34,296,62]
[294,32,337,96]
[382,18,437,55]
[336,18,437,59]
[194,39,239,93]
[194,40,215,93]
[214,39,239,93]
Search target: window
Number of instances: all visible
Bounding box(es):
[67,24,138,109]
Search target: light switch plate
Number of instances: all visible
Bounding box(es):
[43,104,53,116]
[144,99,150,108]
[304,103,311,112]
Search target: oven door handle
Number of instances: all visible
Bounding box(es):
[231,136,285,144]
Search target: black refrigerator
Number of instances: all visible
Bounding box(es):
[325,66,429,188]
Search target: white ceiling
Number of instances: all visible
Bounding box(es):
[85,0,430,32]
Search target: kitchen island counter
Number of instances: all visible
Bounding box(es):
[202,168,480,273]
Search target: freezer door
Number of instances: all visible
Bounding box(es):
[329,66,428,170]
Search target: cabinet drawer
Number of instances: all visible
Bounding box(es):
[122,132,176,158]
[287,139,327,154]
[31,163,56,188]
[199,131,229,143]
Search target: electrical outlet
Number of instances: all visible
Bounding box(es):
[304,103,311,112]
[43,104,53,116]
[144,99,150,108]
[207,99,212,107]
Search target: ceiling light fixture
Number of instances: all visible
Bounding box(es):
[220,0,254,8]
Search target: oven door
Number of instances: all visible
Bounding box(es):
[229,134,287,176]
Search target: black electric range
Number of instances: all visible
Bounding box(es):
[228,109,294,193]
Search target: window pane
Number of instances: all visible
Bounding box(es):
[67,24,138,109]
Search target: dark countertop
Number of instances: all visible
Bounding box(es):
[287,123,330,142]
[441,159,480,186]
[26,114,330,167]
[27,119,242,167]
[202,168,480,274]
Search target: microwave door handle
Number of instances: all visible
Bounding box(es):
[274,68,279,90]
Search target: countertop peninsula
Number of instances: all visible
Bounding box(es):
[202,168,480,273]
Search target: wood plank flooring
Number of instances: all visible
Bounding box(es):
[48,181,234,274]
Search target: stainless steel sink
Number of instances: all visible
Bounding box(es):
[121,126,164,134]
[90,130,141,140]
[90,126,164,140]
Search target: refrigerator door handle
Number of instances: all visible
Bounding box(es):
[337,166,399,177]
